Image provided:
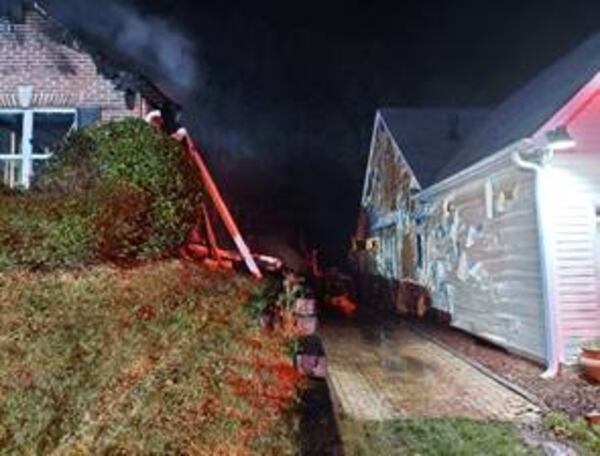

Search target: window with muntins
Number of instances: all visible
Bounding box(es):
[0,109,77,189]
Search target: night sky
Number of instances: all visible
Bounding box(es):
[45,0,600,264]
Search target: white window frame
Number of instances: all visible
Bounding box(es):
[0,108,78,188]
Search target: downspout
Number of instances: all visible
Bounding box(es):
[511,149,560,378]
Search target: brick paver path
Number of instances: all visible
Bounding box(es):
[322,322,540,421]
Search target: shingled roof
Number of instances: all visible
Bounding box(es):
[436,31,600,183]
[379,107,490,188]
[379,32,600,189]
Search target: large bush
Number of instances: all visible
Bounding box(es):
[0,119,202,270]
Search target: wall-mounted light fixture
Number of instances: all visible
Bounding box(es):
[546,125,576,152]
[17,85,33,108]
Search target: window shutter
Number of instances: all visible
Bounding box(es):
[77,108,102,128]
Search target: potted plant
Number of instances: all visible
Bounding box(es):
[580,339,600,382]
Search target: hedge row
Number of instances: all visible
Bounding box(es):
[0,119,202,270]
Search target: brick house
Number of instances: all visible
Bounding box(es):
[0,0,177,188]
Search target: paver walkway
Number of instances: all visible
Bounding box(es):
[321,322,540,422]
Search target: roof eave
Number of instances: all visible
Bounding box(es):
[532,70,600,140]
[416,138,536,200]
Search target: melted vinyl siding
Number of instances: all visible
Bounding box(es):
[546,96,600,363]
[423,159,546,360]
[362,120,418,280]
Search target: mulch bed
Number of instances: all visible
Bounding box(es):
[414,319,600,418]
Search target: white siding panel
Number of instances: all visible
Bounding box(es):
[422,157,546,360]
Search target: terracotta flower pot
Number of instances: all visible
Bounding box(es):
[294,298,316,316]
[293,298,318,335]
[295,315,318,335]
[580,351,600,383]
[581,347,600,360]
[296,354,328,379]
[585,412,600,426]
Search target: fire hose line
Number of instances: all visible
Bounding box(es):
[145,110,265,279]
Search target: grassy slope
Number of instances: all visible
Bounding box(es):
[340,417,540,456]
[0,261,298,455]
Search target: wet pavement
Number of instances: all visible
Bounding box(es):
[321,321,540,422]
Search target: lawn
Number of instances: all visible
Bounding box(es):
[0,261,299,454]
[340,417,539,455]
[544,412,600,456]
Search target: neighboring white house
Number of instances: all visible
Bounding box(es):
[356,32,600,372]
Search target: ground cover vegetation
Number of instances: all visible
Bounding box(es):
[340,417,540,456]
[0,119,302,454]
[0,119,201,270]
[0,261,301,454]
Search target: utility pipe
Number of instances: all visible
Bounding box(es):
[511,149,560,378]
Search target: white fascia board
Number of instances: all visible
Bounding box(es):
[416,138,537,200]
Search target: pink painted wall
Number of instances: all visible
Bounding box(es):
[538,73,600,363]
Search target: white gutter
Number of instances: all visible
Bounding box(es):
[417,139,533,200]
[511,146,560,378]
[414,136,560,377]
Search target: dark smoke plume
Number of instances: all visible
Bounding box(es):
[43,0,200,96]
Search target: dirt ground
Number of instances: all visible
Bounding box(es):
[415,319,600,418]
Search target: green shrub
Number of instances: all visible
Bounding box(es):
[34,128,99,194]
[0,183,145,269]
[0,119,202,270]
[544,412,600,455]
[91,183,152,260]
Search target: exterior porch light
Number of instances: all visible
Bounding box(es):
[16,85,33,108]
[545,125,576,152]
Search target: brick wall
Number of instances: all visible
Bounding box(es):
[0,10,146,121]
